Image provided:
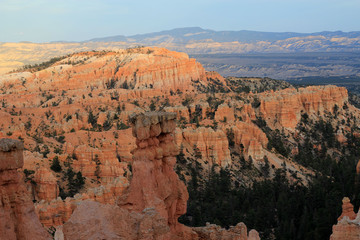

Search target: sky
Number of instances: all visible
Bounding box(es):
[0,0,359,42]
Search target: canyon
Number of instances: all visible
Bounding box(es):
[0,46,359,239]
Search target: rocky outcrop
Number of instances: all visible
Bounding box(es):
[176,127,231,167]
[193,222,260,240]
[35,176,129,227]
[60,112,260,239]
[164,106,190,122]
[337,197,357,221]
[0,138,50,239]
[330,197,360,240]
[231,122,268,160]
[215,103,235,123]
[258,85,348,129]
[2,47,225,96]
[33,167,59,202]
[60,200,260,240]
[122,112,189,235]
[61,200,172,240]
[60,112,194,239]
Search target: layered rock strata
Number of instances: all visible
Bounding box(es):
[0,138,50,239]
[2,47,226,95]
[60,112,260,239]
[33,167,59,202]
[176,127,231,167]
[330,197,360,240]
[231,122,268,160]
[258,85,348,129]
[122,112,189,235]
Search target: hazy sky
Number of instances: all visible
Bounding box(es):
[1,0,359,42]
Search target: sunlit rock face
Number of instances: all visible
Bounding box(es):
[258,85,348,129]
[59,113,260,240]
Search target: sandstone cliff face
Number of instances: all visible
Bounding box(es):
[0,138,50,240]
[1,47,225,96]
[59,112,260,240]
[33,167,59,202]
[330,197,360,240]
[122,112,189,234]
[231,122,268,160]
[176,127,231,167]
[257,85,348,129]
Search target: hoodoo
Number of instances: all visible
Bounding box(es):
[60,112,260,239]
[330,197,360,240]
[0,138,50,240]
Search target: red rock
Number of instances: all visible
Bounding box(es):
[59,112,259,240]
[215,103,235,123]
[356,160,360,175]
[122,112,189,234]
[61,200,172,240]
[165,105,190,122]
[33,167,59,202]
[337,197,357,221]
[193,222,260,240]
[0,138,24,170]
[232,122,268,160]
[330,197,360,240]
[0,138,50,239]
[258,85,348,129]
[177,127,231,167]
[35,176,129,227]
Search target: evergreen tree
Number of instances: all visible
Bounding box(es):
[50,156,62,172]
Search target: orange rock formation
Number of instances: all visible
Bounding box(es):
[59,112,259,240]
[0,138,50,239]
[258,85,348,129]
[122,112,189,236]
[231,122,268,160]
[215,103,235,123]
[176,127,231,167]
[33,167,59,201]
[330,197,360,240]
[35,176,129,227]
[2,47,225,95]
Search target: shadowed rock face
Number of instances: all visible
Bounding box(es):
[0,138,50,240]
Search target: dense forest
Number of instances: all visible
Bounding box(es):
[178,106,360,240]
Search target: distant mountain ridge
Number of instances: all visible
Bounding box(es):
[1,27,360,77]
[87,27,360,44]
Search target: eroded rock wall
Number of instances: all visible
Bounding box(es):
[0,138,50,240]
